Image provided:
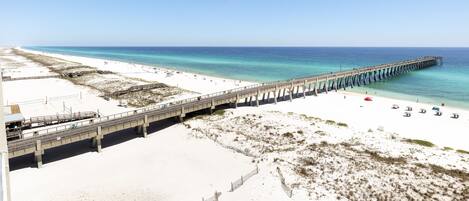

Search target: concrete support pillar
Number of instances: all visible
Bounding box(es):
[266,91,271,103]
[334,78,338,91]
[276,89,281,102]
[262,93,266,103]
[314,79,319,96]
[94,126,103,152]
[324,79,329,94]
[282,89,286,100]
[272,91,276,104]
[255,92,260,107]
[289,88,293,101]
[179,106,185,122]
[342,77,346,89]
[235,94,239,108]
[295,86,299,98]
[302,85,306,98]
[142,115,148,138]
[249,96,253,106]
[34,140,44,168]
[367,73,372,84]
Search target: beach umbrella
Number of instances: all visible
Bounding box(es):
[364,97,373,101]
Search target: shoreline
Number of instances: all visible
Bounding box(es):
[18,47,255,95]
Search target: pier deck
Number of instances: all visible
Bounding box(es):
[7,56,442,167]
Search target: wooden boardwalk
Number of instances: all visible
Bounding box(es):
[7,56,442,167]
[2,75,61,82]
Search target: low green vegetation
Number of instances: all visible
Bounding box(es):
[282,132,294,138]
[300,114,322,121]
[337,122,348,127]
[456,149,469,154]
[213,109,226,116]
[404,139,435,147]
[325,120,336,125]
[443,147,453,151]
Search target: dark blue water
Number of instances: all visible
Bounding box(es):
[26,47,469,108]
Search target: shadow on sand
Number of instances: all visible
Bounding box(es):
[9,119,179,171]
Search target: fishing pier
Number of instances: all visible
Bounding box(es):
[7,56,442,167]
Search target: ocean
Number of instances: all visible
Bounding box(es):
[25,47,469,109]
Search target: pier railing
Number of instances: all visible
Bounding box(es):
[8,56,442,163]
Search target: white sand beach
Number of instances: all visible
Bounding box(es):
[2,47,469,200]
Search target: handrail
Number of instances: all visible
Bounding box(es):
[15,56,440,141]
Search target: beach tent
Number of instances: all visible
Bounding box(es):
[364,97,373,101]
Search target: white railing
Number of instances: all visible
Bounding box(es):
[19,56,438,138]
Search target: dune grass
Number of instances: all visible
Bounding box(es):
[404,139,435,147]
[456,149,469,154]
[213,109,226,116]
[337,122,348,127]
[325,120,336,125]
[443,147,454,151]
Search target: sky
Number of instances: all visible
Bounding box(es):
[0,0,468,47]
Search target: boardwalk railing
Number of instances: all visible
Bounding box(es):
[6,56,442,167]
[2,75,61,82]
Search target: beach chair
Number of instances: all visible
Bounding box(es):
[435,111,443,116]
[406,106,413,111]
[404,112,411,117]
[419,108,426,114]
[392,104,399,109]
[452,113,460,119]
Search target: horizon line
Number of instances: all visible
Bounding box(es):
[17,45,469,49]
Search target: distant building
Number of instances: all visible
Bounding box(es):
[3,105,24,140]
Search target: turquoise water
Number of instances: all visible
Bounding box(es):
[25,47,469,109]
